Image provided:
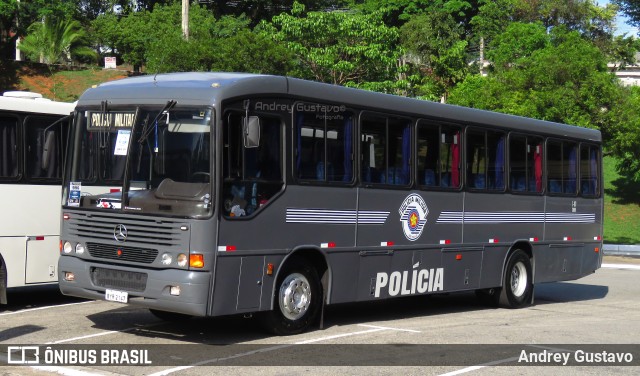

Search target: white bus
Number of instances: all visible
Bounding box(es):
[0,91,74,305]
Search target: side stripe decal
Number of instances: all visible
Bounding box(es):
[437,212,595,224]
[286,209,389,224]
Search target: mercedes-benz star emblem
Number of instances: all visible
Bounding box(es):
[114,224,128,242]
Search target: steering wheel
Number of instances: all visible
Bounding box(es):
[190,172,210,182]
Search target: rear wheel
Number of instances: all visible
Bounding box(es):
[499,250,533,308]
[261,260,321,335]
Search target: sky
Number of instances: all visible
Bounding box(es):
[597,0,640,36]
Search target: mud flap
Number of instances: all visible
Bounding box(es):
[319,270,328,330]
[0,263,7,305]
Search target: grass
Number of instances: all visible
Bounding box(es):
[1,60,128,102]
[603,156,640,244]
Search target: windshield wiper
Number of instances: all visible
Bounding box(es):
[138,100,177,145]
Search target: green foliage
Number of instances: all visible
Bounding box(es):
[450,27,619,127]
[613,0,640,29]
[603,155,640,244]
[400,10,469,100]
[19,16,96,65]
[269,2,402,88]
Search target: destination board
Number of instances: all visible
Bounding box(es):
[88,112,135,130]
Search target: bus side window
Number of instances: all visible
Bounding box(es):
[417,122,439,187]
[25,116,64,180]
[360,114,410,186]
[466,129,504,191]
[580,144,599,197]
[223,112,282,217]
[295,107,353,183]
[0,116,19,178]
[509,135,543,193]
[547,140,577,195]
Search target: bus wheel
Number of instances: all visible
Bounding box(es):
[499,250,533,308]
[262,261,321,335]
[149,309,192,322]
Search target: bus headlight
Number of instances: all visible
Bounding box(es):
[75,243,85,254]
[161,253,173,265]
[63,241,73,254]
[177,253,188,267]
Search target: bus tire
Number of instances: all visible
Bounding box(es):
[499,250,533,308]
[149,309,192,322]
[261,260,321,336]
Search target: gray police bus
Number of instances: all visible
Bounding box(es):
[58,72,603,335]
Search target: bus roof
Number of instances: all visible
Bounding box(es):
[79,72,601,142]
[1,92,75,116]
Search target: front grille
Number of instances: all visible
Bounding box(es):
[91,267,148,292]
[66,212,186,247]
[87,243,158,264]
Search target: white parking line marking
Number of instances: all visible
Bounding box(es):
[45,331,121,345]
[46,322,164,344]
[437,356,520,375]
[32,366,117,376]
[602,263,640,270]
[357,324,421,333]
[0,301,93,316]
[148,327,388,376]
[295,327,386,344]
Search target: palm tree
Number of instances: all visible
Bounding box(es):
[19,16,96,64]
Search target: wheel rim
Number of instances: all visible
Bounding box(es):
[279,273,312,321]
[510,261,528,297]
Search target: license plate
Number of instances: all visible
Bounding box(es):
[105,289,128,303]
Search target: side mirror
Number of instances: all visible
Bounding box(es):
[243,116,260,148]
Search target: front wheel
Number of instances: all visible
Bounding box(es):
[261,261,321,335]
[499,250,533,308]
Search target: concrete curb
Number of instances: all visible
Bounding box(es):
[603,244,640,257]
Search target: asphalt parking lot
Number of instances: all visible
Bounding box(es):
[1,256,639,376]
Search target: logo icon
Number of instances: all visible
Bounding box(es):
[399,193,428,241]
[114,224,128,242]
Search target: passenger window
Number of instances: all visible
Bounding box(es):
[295,104,353,183]
[361,114,410,185]
[223,113,282,217]
[509,135,543,193]
[547,140,577,195]
[0,116,18,178]
[417,121,461,189]
[25,116,67,181]
[465,129,505,191]
[580,144,600,197]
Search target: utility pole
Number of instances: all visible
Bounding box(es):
[182,0,189,40]
[479,36,486,76]
[15,0,22,61]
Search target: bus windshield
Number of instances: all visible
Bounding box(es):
[64,105,212,218]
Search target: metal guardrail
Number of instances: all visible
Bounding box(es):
[603,244,640,257]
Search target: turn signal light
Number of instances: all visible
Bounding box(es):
[190,254,204,268]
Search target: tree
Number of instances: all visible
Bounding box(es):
[267,2,402,90]
[451,27,619,125]
[93,2,295,74]
[19,16,96,64]
[613,0,640,30]
[400,10,469,101]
